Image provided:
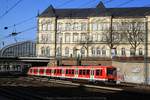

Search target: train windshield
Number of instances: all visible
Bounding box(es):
[107,68,116,76]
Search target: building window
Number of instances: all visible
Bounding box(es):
[92,34,97,42]
[73,22,79,30]
[139,48,143,56]
[41,47,45,56]
[41,34,51,43]
[73,33,78,42]
[46,47,50,57]
[97,47,101,56]
[57,23,63,31]
[97,34,101,42]
[130,48,135,56]
[92,23,98,31]
[48,23,52,30]
[65,33,70,43]
[81,33,87,42]
[42,24,47,31]
[121,48,126,56]
[102,33,106,42]
[66,23,71,31]
[81,47,85,57]
[102,49,106,56]
[65,47,69,57]
[81,22,87,31]
[91,47,96,56]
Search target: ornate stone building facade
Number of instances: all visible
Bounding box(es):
[36,1,150,58]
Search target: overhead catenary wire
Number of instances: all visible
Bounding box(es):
[116,0,135,7]
[0,0,23,19]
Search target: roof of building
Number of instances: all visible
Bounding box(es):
[39,1,150,18]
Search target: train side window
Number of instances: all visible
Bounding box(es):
[30,69,32,73]
[40,69,44,74]
[34,69,38,73]
[96,70,102,76]
[66,69,68,74]
[79,70,82,75]
[86,70,90,75]
[46,69,51,74]
[83,70,85,75]
[54,69,57,74]
[60,69,62,74]
[72,69,74,74]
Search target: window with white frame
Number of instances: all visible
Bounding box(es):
[41,34,51,43]
[97,47,101,56]
[102,49,106,56]
[56,33,62,43]
[92,23,98,31]
[65,33,70,43]
[47,23,52,30]
[121,48,126,56]
[65,23,71,31]
[41,47,45,56]
[65,47,69,56]
[46,47,50,57]
[139,48,143,56]
[81,33,87,42]
[91,47,96,56]
[130,48,135,56]
[92,34,97,42]
[73,33,78,42]
[97,34,101,42]
[57,23,63,31]
[81,22,87,31]
[42,23,47,31]
[73,22,78,30]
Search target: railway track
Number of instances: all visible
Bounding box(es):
[0,86,46,100]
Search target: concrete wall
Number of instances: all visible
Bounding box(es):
[112,61,150,84]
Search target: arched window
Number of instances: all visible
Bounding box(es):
[97,47,101,56]
[47,22,52,30]
[91,47,96,56]
[92,23,98,31]
[65,23,71,31]
[46,47,50,57]
[41,47,45,56]
[121,48,126,56]
[65,47,69,57]
[102,48,106,56]
[81,47,85,57]
[73,22,78,30]
[139,48,143,56]
[42,21,47,31]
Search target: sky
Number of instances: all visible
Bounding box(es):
[0,0,150,48]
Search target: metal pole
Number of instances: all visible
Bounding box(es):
[144,17,148,85]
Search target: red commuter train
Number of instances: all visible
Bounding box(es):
[28,66,117,83]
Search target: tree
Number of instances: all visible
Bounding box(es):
[122,20,145,56]
[104,18,122,56]
[78,34,93,57]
